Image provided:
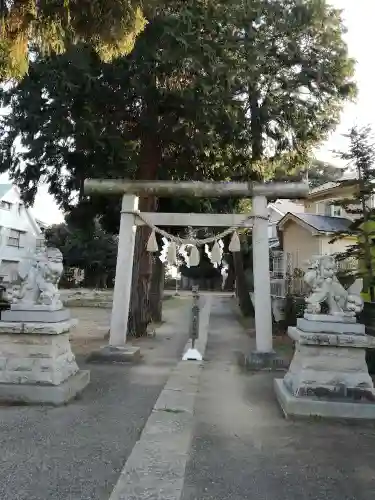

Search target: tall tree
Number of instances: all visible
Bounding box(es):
[0,0,356,334]
[306,160,344,189]
[0,0,164,80]
[230,0,356,176]
[332,126,375,302]
[45,220,118,288]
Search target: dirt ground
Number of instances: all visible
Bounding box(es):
[69,295,190,356]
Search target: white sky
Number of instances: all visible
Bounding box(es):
[2,0,373,225]
[315,0,375,165]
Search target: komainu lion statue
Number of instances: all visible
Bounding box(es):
[10,247,63,309]
[304,255,363,316]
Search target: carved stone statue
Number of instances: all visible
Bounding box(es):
[11,247,64,309]
[304,255,364,317]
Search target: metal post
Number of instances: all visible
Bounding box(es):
[183,285,202,361]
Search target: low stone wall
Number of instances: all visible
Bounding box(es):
[60,289,113,309]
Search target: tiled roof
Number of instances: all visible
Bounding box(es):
[309,176,358,195]
[290,212,353,233]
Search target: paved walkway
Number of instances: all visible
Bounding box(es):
[181,297,375,500]
[3,296,375,500]
[0,298,192,500]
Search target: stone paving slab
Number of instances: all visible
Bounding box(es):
[109,296,212,500]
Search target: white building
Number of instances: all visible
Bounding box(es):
[0,184,45,282]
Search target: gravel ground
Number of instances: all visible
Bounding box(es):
[0,299,191,500]
[181,298,375,500]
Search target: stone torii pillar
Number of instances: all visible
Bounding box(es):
[84,180,308,364]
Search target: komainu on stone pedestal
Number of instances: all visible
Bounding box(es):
[8,246,64,310]
[274,255,375,420]
[0,246,90,405]
[1,246,72,328]
[304,255,364,317]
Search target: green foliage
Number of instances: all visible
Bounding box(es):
[332,126,375,300]
[45,219,117,275]
[306,160,344,188]
[0,0,356,230]
[228,0,356,174]
[0,0,150,80]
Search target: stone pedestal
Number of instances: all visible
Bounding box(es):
[274,315,375,420]
[87,345,141,364]
[0,306,90,405]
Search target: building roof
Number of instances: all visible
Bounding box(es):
[35,218,49,229]
[308,177,359,196]
[268,199,305,215]
[278,212,353,234]
[0,184,12,199]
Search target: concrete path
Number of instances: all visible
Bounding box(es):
[4,295,375,500]
[181,297,375,500]
[0,299,192,500]
[108,295,212,500]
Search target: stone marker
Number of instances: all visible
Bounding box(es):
[0,246,89,405]
[274,255,375,420]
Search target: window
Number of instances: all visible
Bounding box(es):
[323,203,342,217]
[0,201,11,210]
[7,229,22,248]
[331,205,342,217]
[316,202,326,214]
[36,238,45,249]
[0,260,18,283]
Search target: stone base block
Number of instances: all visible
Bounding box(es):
[0,319,77,335]
[274,325,375,420]
[10,304,63,312]
[284,341,375,399]
[1,308,70,323]
[0,332,79,385]
[245,350,287,371]
[297,317,365,335]
[87,345,141,364]
[304,313,356,323]
[0,370,90,406]
[288,327,374,348]
[274,378,375,420]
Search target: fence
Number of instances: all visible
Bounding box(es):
[270,251,358,298]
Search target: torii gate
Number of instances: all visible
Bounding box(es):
[84,179,308,361]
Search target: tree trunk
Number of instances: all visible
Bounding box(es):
[233,251,254,316]
[128,130,161,337]
[83,267,97,288]
[224,254,235,291]
[128,224,153,337]
[149,256,165,323]
[250,91,263,164]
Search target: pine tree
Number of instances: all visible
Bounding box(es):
[0,0,154,80]
[333,126,375,302]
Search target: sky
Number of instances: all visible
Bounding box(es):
[2,0,374,225]
[316,0,375,165]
